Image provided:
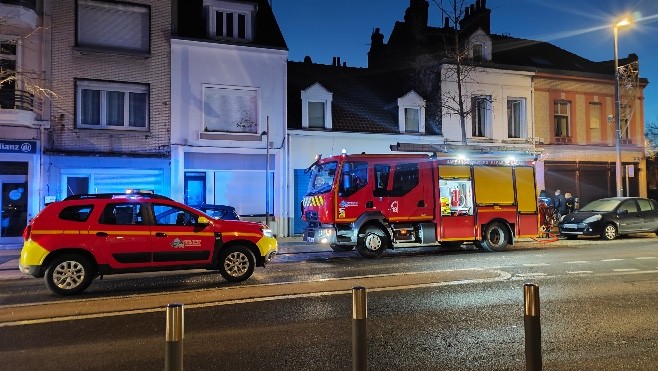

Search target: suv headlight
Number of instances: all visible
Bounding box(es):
[583,215,602,224]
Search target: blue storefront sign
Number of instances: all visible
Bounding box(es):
[0,139,37,154]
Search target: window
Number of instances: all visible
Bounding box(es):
[373,164,391,195]
[77,0,150,53]
[397,91,425,134]
[472,96,491,137]
[100,203,144,225]
[507,98,525,138]
[203,86,258,134]
[554,101,570,138]
[153,204,198,226]
[404,108,420,133]
[76,80,149,130]
[589,102,601,142]
[206,1,254,41]
[472,43,483,62]
[184,172,206,205]
[390,163,419,195]
[308,102,325,128]
[338,161,368,197]
[59,205,94,222]
[0,38,18,109]
[301,83,332,129]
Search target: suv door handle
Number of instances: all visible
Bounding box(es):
[96,232,108,237]
[155,232,167,237]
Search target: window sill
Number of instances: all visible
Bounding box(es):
[76,125,149,132]
[73,46,151,59]
[199,132,263,141]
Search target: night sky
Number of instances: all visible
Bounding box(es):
[273,0,658,125]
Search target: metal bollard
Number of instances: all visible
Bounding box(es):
[352,286,367,371]
[523,284,542,371]
[165,303,184,371]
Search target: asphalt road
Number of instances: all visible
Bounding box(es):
[1,236,657,370]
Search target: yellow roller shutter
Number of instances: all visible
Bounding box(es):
[474,166,514,205]
[438,165,471,179]
[515,166,537,212]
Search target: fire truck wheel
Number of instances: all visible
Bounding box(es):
[330,245,354,252]
[356,226,388,258]
[480,222,509,252]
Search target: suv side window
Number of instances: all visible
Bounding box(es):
[59,205,94,222]
[153,204,198,226]
[100,203,144,225]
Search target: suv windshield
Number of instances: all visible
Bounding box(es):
[307,161,338,195]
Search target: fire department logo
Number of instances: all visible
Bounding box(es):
[171,238,185,249]
[339,201,358,207]
[391,201,399,213]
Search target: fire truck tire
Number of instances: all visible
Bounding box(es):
[330,245,354,252]
[356,226,388,258]
[218,245,256,282]
[479,222,510,252]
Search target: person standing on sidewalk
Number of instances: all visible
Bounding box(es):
[554,189,567,218]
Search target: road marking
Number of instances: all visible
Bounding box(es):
[515,273,547,277]
[635,257,657,260]
[612,268,639,272]
[601,259,625,262]
[567,271,593,274]
[522,263,549,267]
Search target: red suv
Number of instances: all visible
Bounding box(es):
[19,192,277,295]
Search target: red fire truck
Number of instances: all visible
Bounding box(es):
[301,152,539,258]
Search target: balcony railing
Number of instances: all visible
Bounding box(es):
[0,89,34,111]
[0,0,36,11]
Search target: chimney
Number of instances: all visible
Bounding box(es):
[337,56,341,66]
[332,57,337,66]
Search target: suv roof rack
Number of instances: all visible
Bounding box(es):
[64,193,173,201]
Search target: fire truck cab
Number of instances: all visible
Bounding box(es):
[302,153,539,258]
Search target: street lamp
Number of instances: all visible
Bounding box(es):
[614,17,631,197]
[261,117,270,225]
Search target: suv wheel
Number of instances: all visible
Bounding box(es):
[45,254,95,295]
[219,245,256,282]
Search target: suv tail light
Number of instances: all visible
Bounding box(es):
[22,225,31,241]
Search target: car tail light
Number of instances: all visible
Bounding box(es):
[22,225,31,241]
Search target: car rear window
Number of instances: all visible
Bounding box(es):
[58,205,94,222]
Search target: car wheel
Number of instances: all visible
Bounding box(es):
[330,244,354,252]
[45,254,95,295]
[356,226,388,258]
[219,245,256,282]
[601,223,618,240]
[479,222,510,252]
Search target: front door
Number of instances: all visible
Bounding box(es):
[1,175,28,245]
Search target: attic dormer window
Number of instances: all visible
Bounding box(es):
[397,91,426,134]
[301,83,333,130]
[206,1,255,42]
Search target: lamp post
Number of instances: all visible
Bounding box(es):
[614,17,631,197]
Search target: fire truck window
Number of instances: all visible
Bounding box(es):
[390,163,419,195]
[439,179,474,216]
[339,161,368,197]
[308,161,337,195]
[374,165,390,191]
